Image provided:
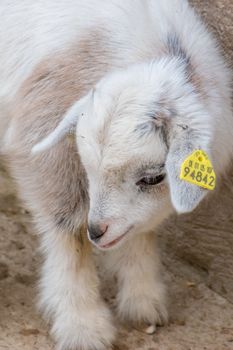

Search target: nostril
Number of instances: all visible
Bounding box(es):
[99,223,108,234]
[88,223,109,242]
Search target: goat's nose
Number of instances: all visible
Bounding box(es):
[88,223,108,241]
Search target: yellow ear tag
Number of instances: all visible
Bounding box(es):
[180,150,216,190]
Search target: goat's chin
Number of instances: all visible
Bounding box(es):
[88,207,174,251]
[96,234,128,251]
[90,226,134,251]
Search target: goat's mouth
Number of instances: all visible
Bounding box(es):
[97,226,133,250]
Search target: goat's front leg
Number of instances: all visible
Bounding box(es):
[106,233,168,333]
[40,225,115,350]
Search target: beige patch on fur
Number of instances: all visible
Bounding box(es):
[4,28,114,234]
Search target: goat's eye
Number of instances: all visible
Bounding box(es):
[136,174,166,187]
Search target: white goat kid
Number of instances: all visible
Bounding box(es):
[1,0,232,349]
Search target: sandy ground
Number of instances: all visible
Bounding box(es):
[0,1,233,350]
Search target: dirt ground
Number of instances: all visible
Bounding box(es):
[1,1,233,350]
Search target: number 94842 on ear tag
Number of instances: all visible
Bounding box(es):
[180,150,216,190]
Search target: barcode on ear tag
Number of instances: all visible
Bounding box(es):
[180,150,216,190]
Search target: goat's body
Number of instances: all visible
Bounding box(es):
[1,0,233,168]
[0,1,232,349]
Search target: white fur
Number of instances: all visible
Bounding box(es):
[0,1,232,350]
[103,232,168,327]
[39,229,115,350]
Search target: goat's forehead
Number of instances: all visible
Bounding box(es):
[89,106,159,147]
[78,116,167,177]
[77,90,169,174]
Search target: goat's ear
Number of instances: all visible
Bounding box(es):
[32,92,92,154]
[165,125,211,213]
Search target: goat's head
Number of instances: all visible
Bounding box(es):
[32,58,213,250]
